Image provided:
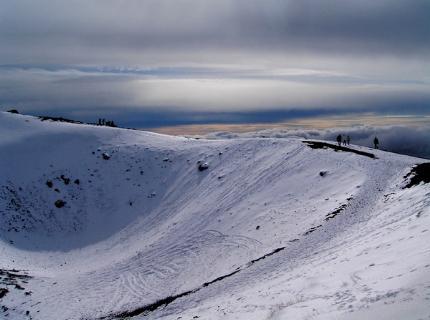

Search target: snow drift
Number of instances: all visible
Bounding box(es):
[0,112,429,320]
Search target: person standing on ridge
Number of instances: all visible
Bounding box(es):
[374,136,379,149]
[347,136,351,145]
[336,134,342,146]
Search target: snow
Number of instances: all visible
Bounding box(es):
[0,111,429,319]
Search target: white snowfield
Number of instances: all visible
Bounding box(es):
[0,111,429,320]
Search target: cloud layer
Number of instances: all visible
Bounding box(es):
[0,1,429,122]
[205,125,430,160]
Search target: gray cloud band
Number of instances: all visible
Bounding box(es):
[0,1,429,118]
[1,0,429,61]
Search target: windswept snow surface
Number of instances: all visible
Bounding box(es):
[0,112,429,320]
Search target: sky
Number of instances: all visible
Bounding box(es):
[0,0,429,127]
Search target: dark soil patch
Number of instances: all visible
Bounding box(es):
[111,289,196,319]
[201,269,241,287]
[304,224,323,235]
[247,247,285,265]
[38,116,82,124]
[325,204,348,221]
[403,163,430,188]
[303,141,376,159]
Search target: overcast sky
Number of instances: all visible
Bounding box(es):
[0,0,429,126]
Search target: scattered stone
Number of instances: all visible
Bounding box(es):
[15,284,24,290]
[319,171,327,177]
[198,162,209,171]
[60,175,70,185]
[0,288,8,299]
[7,109,19,114]
[74,179,80,185]
[54,200,66,208]
[102,152,111,160]
[46,180,53,188]
[256,225,260,230]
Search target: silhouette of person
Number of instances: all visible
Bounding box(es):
[347,136,351,145]
[374,136,379,149]
[343,139,347,146]
[336,134,342,146]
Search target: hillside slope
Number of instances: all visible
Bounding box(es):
[0,112,429,320]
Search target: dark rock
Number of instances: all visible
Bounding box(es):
[102,152,111,160]
[0,287,8,299]
[7,109,19,114]
[54,200,66,208]
[403,163,430,188]
[60,175,70,185]
[74,179,80,185]
[256,225,260,230]
[198,162,209,171]
[46,180,53,188]
[319,171,327,177]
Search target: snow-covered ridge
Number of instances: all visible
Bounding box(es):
[0,112,429,320]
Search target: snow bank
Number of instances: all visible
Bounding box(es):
[0,112,428,320]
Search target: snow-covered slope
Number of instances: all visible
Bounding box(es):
[0,112,429,320]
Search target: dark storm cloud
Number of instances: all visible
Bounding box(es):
[1,0,429,64]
